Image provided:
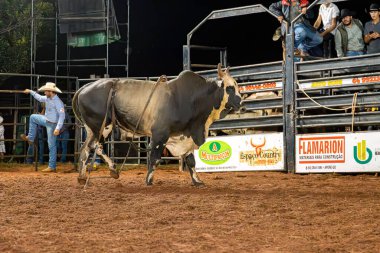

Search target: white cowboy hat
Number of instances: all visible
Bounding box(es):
[0,116,3,124]
[38,82,62,93]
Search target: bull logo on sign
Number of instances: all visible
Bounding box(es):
[250,138,266,155]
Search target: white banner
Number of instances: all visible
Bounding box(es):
[296,132,380,173]
[195,133,284,172]
[238,75,380,92]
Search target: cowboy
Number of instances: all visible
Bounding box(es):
[269,0,323,57]
[313,0,340,58]
[335,9,365,57]
[364,3,380,54]
[21,82,65,172]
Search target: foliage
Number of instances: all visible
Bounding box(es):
[0,0,54,73]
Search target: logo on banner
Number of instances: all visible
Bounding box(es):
[199,140,232,165]
[298,136,345,164]
[240,137,282,166]
[353,140,373,165]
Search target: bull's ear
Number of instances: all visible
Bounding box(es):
[225,66,230,75]
[217,63,224,79]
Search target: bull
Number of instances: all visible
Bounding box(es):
[72,64,241,186]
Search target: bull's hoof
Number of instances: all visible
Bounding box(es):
[146,173,154,186]
[110,170,120,179]
[77,177,86,185]
[192,181,205,188]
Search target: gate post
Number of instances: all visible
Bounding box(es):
[283,25,296,173]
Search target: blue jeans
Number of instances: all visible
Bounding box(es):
[26,127,44,163]
[294,23,323,52]
[346,51,364,57]
[28,114,57,169]
[57,130,69,163]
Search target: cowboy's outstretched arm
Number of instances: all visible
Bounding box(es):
[24,89,48,102]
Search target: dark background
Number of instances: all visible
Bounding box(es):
[35,0,377,78]
[126,0,373,76]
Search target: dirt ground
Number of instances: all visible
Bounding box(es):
[1,164,380,253]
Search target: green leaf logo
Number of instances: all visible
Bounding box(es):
[199,140,232,165]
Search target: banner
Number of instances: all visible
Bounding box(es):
[195,133,284,172]
[238,75,380,92]
[296,132,380,173]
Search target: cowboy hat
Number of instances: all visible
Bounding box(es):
[0,116,3,124]
[38,82,62,93]
[340,9,356,19]
[369,3,380,11]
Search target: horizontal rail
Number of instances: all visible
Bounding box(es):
[210,115,283,130]
[297,111,380,128]
[296,92,380,110]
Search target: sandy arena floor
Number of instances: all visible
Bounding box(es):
[0,163,380,253]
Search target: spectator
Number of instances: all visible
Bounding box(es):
[56,110,72,163]
[0,116,5,162]
[364,3,380,54]
[21,82,65,173]
[335,9,365,57]
[269,0,323,57]
[313,0,340,58]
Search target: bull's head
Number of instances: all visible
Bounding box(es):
[250,137,266,155]
[217,63,242,112]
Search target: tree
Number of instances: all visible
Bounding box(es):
[0,0,54,74]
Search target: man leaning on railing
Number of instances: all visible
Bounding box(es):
[270,0,323,57]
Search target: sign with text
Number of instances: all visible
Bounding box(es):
[195,133,284,172]
[238,75,380,92]
[296,132,380,173]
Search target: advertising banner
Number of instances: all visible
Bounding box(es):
[195,133,284,172]
[296,132,380,173]
[238,75,380,92]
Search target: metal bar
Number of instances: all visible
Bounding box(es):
[197,61,282,77]
[209,4,280,20]
[191,64,219,69]
[0,72,78,79]
[297,112,380,128]
[296,92,380,109]
[34,58,106,63]
[55,7,58,84]
[295,53,380,74]
[210,115,283,130]
[243,97,282,107]
[30,0,34,90]
[126,0,130,77]
[106,0,110,77]
[59,17,108,20]
[190,45,227,50]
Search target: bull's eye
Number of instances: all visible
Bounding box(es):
[226,86,234,93]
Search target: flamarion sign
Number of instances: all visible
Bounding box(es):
[296,132,380,173]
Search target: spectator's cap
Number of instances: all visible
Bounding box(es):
[340,9,355,19]
[38,82,62,93]
[0,116,3,124]
[369,3,380,11]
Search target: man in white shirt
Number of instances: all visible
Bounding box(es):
[314,0,340,58]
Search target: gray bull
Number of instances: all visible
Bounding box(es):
[72,65,241,185]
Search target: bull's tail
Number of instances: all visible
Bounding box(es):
[72,82,93,125]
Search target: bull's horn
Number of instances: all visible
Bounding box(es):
[217,63,224,79]
[225,66,230,75]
